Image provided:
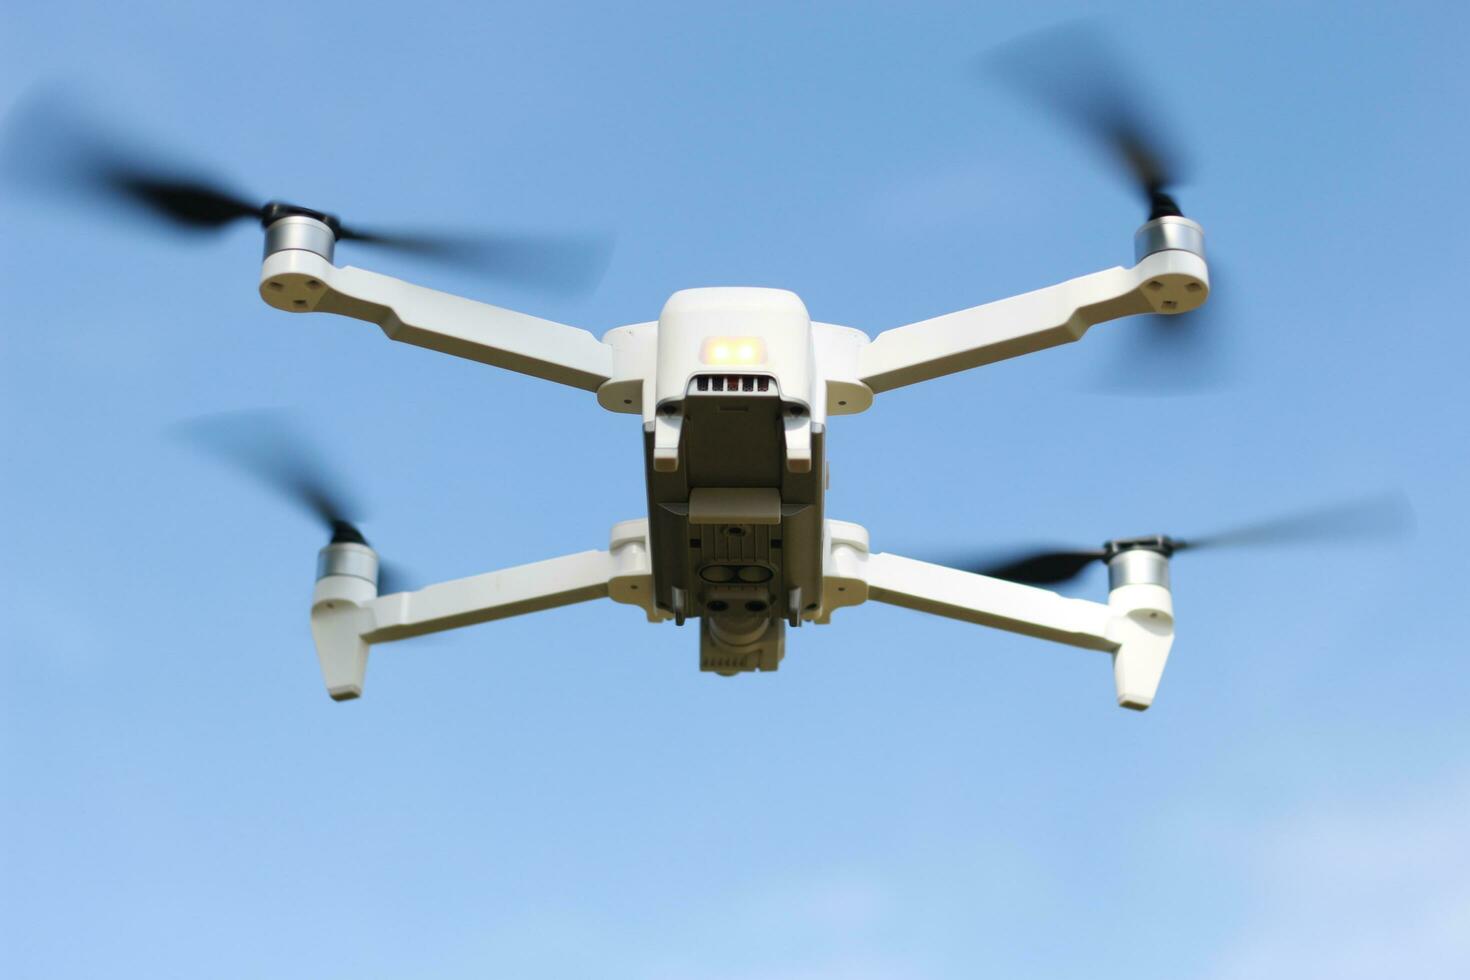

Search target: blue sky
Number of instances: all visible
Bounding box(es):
[1,1,1467,977]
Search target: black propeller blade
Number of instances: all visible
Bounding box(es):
[975,549,1109,586]
[2,89,612,295]
[374,561,415,598]
[1096,258,1232,394]
[1172,492,1415,552]
[175,410,416,593]
[175,409,366,542]
[985,23,1227,392]
[986,21,1190,221]
[4,91,268,231]
[102,171,265,229]
[968,492,1414,586]
[333,226,614,294]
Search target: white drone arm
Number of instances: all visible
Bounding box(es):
[260,247,614,391]
[364,550,617,644]
[858,246,1208,394]
[818,522,1175,710]
[310,521,662,700]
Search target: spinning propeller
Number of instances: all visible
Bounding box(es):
[1,90,611,294]
[965,492,1413,586]
[987,21,1190,222]
[176,410,412,593]
[986,23,1226,391]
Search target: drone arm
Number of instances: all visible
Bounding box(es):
[857,249,1207,393]
[311,521,660,699]
[818,523,1175,709]
[260,250,614,391]
[364,551,616,644]
[864,553,1118,652]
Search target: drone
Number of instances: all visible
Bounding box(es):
[6,28,1407,710]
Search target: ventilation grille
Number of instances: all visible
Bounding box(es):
[693,374,772,394]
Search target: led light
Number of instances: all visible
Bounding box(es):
[701,336,766,366]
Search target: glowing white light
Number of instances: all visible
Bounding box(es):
[701,337,766,366]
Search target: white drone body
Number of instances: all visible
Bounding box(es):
[259,213,1208,710]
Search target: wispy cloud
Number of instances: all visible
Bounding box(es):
[1207,776,1470,980]
[637,870,930,980]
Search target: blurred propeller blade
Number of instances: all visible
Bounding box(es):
[336,225,614,294]
[974,549,1108,585]
[175,409,363,541]
[3,87,614,294]
[375,560,417,596]
[2,88,265,232]
[1177,491,1415,552]
[1096,259,1232,394]
[175,410,428,590]
[950,492,1412,587]
[984,23,1221,392]
[100,170,263,229]
[985,21,1190,218]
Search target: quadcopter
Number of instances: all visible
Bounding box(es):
[6,29,1406,710]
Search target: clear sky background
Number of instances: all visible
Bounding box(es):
[1,2,1466,977]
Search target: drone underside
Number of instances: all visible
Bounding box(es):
[277,211,1207,709]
